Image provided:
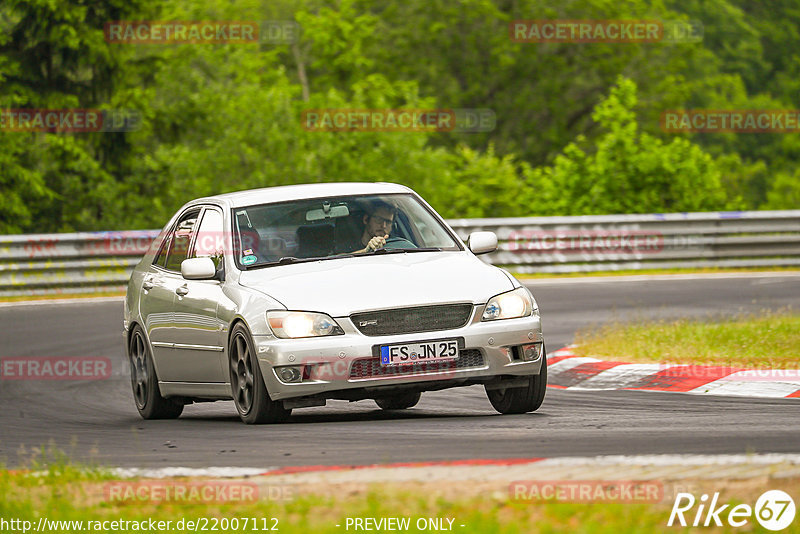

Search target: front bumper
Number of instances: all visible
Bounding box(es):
[254,306,544,401]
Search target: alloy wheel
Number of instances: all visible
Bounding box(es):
[230,333,255,414]
[130,332,149,409]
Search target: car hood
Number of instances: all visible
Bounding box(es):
[238,252,514,316]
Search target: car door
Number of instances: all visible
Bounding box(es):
[170,206,229,383]
[141,209,200,382]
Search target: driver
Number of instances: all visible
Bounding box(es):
[350,200,397,253]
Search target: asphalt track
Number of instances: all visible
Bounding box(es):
[1,274,798,468]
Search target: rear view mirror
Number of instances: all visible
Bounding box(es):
[181,257,217,280]
[306,201,350,221]
[467,231,498,255]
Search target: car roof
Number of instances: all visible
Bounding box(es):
[193,182,414,209]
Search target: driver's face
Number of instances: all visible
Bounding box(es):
[364,208,394,238]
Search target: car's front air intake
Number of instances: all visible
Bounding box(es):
[350,304,473,336]
[349,349,485,379]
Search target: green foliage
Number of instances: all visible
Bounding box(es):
[0,131,53,233]
[1,462,733,534]
[525,78,732,215]
[427,144,532,219]
[0,0,157,231]
[1,0,799,233]
[763,169,800,210]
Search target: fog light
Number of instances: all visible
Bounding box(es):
[277,366,303,383]
[521,343,542,361]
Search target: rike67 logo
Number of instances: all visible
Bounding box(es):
[668,490,796,531]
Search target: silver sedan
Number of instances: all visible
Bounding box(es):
[124,182,546,424]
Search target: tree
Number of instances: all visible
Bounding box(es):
[525,77,734,215]
[762,170,800,210]
[0,0,158,231]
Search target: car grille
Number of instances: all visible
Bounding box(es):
[348,349,485,379]
[351,304,473,336]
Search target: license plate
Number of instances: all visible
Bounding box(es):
[380,339,459,366]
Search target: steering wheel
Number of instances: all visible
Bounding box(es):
[381,236,418,250]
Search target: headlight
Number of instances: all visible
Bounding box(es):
[267,311,344,339]
[481,287,536,321]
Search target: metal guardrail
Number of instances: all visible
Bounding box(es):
[448,210,800,274]
[1,211,798,296]
[0,230,158,297]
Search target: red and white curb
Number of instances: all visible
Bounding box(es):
[548,346,800,399]
[255,454,800,484]
[102,454,800,485]
[108,459,539,479]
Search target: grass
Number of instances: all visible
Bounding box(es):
[513,266,800,279]
[573,309,800,368]
[5,462,799,534]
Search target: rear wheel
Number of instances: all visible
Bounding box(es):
[375,391,421,410]
[486,352,547,414]
[128,325,183,419]
[229,323,291,424]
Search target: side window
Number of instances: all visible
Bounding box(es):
[154,233,172,268]
[191,208,224,270]
[164,211,200,272]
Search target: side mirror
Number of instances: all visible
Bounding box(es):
[181,257,217,280]
[467,231,498,255]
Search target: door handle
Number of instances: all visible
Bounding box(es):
[142,279,154,291]
[176,285,189,296]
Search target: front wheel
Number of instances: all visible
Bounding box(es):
[486,353,547,414]
[229,323,291,424]
[128,325,183,419]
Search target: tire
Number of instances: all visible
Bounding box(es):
[375,391,421,410]
[229,323,291,424]
[128,325,183,419]
[486,352,547,414]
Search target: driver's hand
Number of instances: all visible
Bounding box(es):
[366,235,388,251]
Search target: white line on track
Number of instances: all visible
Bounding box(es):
[99,454,800,483]
[534,454,800,467]
[110,467,270,478]
[1,273,797,306]
[0,296,123,308]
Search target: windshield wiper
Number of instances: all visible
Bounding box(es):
[371,247,442,255]
[246,249,440,268]
[276,256,303,265]
[247,254,356,269]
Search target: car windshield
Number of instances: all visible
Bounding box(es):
[232,193,461,268]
